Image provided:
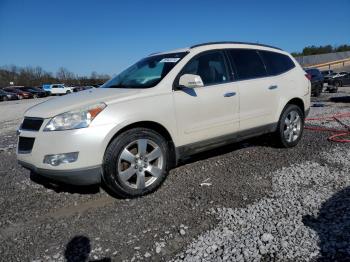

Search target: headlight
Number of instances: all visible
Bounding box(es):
[44,103,106,131]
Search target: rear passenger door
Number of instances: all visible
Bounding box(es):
[228,49,279,131]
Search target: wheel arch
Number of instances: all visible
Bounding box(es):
[286,97,305,115]
[105,121,177,168]
[276,97,306,123]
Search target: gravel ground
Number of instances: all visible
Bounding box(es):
[0,87,349,261]
[173,146,350,261]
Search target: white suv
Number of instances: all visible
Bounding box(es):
[47,84,73,95]
[17,42,310,198]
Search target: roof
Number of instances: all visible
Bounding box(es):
[149,41,283,56]
[190,41,282,50]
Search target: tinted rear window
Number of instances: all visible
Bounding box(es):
[228,49,267,80]
[259,51,295,75]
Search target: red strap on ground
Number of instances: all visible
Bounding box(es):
[305,112,350,143]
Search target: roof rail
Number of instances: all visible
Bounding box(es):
[190,41,282,51]
[148,52,160,56]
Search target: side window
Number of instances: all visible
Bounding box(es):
[228,49,267,80]
[181,51,229,86]
[259,51,295,76]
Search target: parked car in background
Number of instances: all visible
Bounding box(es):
[72,86,84,92]
[337,71,348,77]
[321,70,334,78]
[43,84,73,95]
[35,86,51,96]
[0,89,19,101]
[304,68,324,97]
[17,42,310,198]
[321,70,335,82]
[328,72,350,87]
[18,87,48,98]
[3,87,33,99]
[73,86,95,92]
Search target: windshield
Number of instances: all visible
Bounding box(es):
[102,52,187,89]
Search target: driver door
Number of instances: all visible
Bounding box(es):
[173,51,239,147]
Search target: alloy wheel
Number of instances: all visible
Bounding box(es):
[283,110,302,143]
[117,139,164,190]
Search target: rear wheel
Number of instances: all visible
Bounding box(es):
[66,90,71,94]
[313,85,321,97]
[334,81,341,88]
[103,128,170,198]
[274,104,304,148]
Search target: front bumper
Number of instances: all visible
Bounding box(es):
[19,160,102,185]
[17,118,118,186]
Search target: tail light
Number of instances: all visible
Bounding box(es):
[305,73,312,81]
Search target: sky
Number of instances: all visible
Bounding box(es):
[0,0,349,76]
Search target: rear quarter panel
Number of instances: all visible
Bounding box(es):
[273,60,311,122]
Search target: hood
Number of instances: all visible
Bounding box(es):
[25,88,141,118]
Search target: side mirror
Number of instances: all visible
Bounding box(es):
[178,74,204,88]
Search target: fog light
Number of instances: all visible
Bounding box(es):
[43,152,79,166]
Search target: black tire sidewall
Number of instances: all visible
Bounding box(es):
[103,128,170,198]
[314,87,321,97]
[276,104,304,148]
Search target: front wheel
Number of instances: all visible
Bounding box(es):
[103,128,170,198]
[274,104,304,148]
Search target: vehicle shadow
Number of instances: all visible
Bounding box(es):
[178,133,276,166]
[64,235,111,262]
[29,134,274,196]
[30,172,100,195]
[330,96,350,103]
[303,186,350,261]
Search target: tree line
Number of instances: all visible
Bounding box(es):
[291,44,350,57]
[0,65,111,88]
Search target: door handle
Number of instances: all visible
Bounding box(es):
[224,92,236,97]
[268,85,278,90]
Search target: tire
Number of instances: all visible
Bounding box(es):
[313,85,321,97]
[330,88,338,93]
[274,104,304,148]
[103,128,170,198]
[66,90,71,94]
[334,81,341,88]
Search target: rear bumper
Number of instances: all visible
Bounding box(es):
[18,160,102,185]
